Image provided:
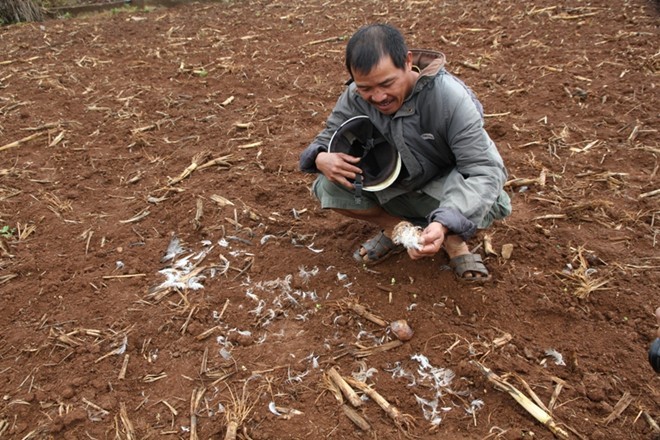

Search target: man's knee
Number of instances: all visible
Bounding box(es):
[311,175,379,210]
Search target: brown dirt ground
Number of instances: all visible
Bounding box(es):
[1,1,659,439]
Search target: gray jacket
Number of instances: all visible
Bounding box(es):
[299,50,510,240]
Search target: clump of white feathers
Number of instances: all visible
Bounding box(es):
[392,221,423,251]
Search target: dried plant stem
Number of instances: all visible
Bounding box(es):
[231,257,253,281]
[602,391,633,425]
[344,301,387,327]
[196,325,222,341]
[0,274,17,285]
[483,234,497,256]
[321,373,343,404]
[505,169,547,188]
[102,274,146,279]
[639,188,660,199]
[514,374,551,414]
[119,209,150,224]
[82,398,109,418]
[16,222,36,241]
[342,404,371,431]
[345,377,416,432]
[190,387,206,440]
[211,194,235,207]
[559,245,610,298]
[197,154,233,170]
[548,377,565,412]
[225,421,238,440]
[194,198,203,229]
[224,382,257,440]
[0,131,48,152]
[237,141,262,149]
[639,409,660,433]
[119,402,136,440]
[472,361,569,439]
[306,35,344,45]
[180,305,198,335]
[118,354,129,380]
[327,367,362,407]
[354,340,403,358]
[169,151,211,185]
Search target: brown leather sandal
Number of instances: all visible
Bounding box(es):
[449,253,492,282]
[353,231,405,266]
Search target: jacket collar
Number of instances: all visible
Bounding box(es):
[410,49,446,94]
[411,49,446,74]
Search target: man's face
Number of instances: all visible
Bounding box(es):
[352,53,417,115]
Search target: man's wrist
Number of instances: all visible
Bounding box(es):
[314,151,327,168]
[434,221,450,235]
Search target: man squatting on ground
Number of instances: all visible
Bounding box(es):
[299,24,512,281]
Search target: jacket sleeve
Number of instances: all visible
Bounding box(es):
[426,75,508,240]
[299,88,358,173]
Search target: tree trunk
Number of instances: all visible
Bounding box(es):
[0,0,44,24]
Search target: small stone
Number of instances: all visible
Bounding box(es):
[501,244,514,260]
[389,319,414,341]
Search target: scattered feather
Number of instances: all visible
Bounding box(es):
[415,395,443,426]
[304,353,320,369]
[298,265,319,284]
[544,348,566,366]
[260,234,275,245]
[285,369,309,384]
[466,399,485,415]
[268,401,282,416]
[161,235,184,262]
[269,401,303,418]
[245,289,260,301]
[411,354,432,370]
[219,347,232,360]
[384,362,417,386]
[352,365,378,382]
[306,244,324,253]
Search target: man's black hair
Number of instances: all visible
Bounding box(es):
[345,24,408,78]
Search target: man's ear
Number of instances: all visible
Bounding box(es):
[405,51,414,70]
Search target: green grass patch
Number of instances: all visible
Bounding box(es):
[0,225,15,239]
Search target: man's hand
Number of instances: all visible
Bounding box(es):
[315,152,362,189]
[408,222,449,259]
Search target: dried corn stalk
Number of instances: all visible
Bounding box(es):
[345,377,416,433]
[472,361,569,439]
